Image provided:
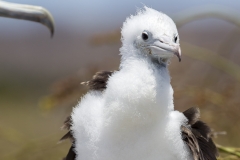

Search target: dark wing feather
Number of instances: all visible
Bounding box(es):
[62,116,72,130]
[81,71,114,91]
[61,70,113,159]
[63,145,76,160]
[60,131,73,142]
[181,125,204,160]
[60,116,73,142]
[192,121,212,140]
[182,107,200,125]
[182,107,218,160]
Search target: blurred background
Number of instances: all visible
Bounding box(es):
[1,0,240,159]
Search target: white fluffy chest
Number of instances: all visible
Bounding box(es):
[103,60,173,126]
[71,60,190,160]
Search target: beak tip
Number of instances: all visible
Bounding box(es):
[177,46,181,62]
[50,29,54,38]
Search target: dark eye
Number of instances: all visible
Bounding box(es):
[142,32,148,40]
[174,35,178,43]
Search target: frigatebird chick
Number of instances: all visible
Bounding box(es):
[62,6,218,160]
[0,1,54,36]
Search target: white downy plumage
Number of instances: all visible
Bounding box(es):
[71,6,192,160]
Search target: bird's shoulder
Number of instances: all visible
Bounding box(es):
[81,70,114,91]
[181,107,218,160]
[60,70,113,160]
[60,70,113,141]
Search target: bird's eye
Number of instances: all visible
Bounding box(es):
[174,35,178,43]
[142,32,149,40]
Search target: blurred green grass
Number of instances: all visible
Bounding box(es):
[0,86,71,160]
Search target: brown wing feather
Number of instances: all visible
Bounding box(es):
[182,107,218,160]
[62,116,72,130]
[63,145,76,160]
[81,71,114,91]
[60,116,73,142]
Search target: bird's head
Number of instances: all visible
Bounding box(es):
[121,7,181,64]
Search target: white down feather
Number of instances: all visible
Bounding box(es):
[71,6,192,160]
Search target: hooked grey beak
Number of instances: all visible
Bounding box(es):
[147,36,181,62]
[0,1,54,37]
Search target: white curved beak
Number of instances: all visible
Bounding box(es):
[147,36,181,62]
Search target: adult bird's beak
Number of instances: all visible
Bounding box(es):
[147,35,181,62]
[0,1,54,37]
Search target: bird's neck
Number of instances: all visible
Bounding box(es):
[120,44,169,69]
[104,46,174,128]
